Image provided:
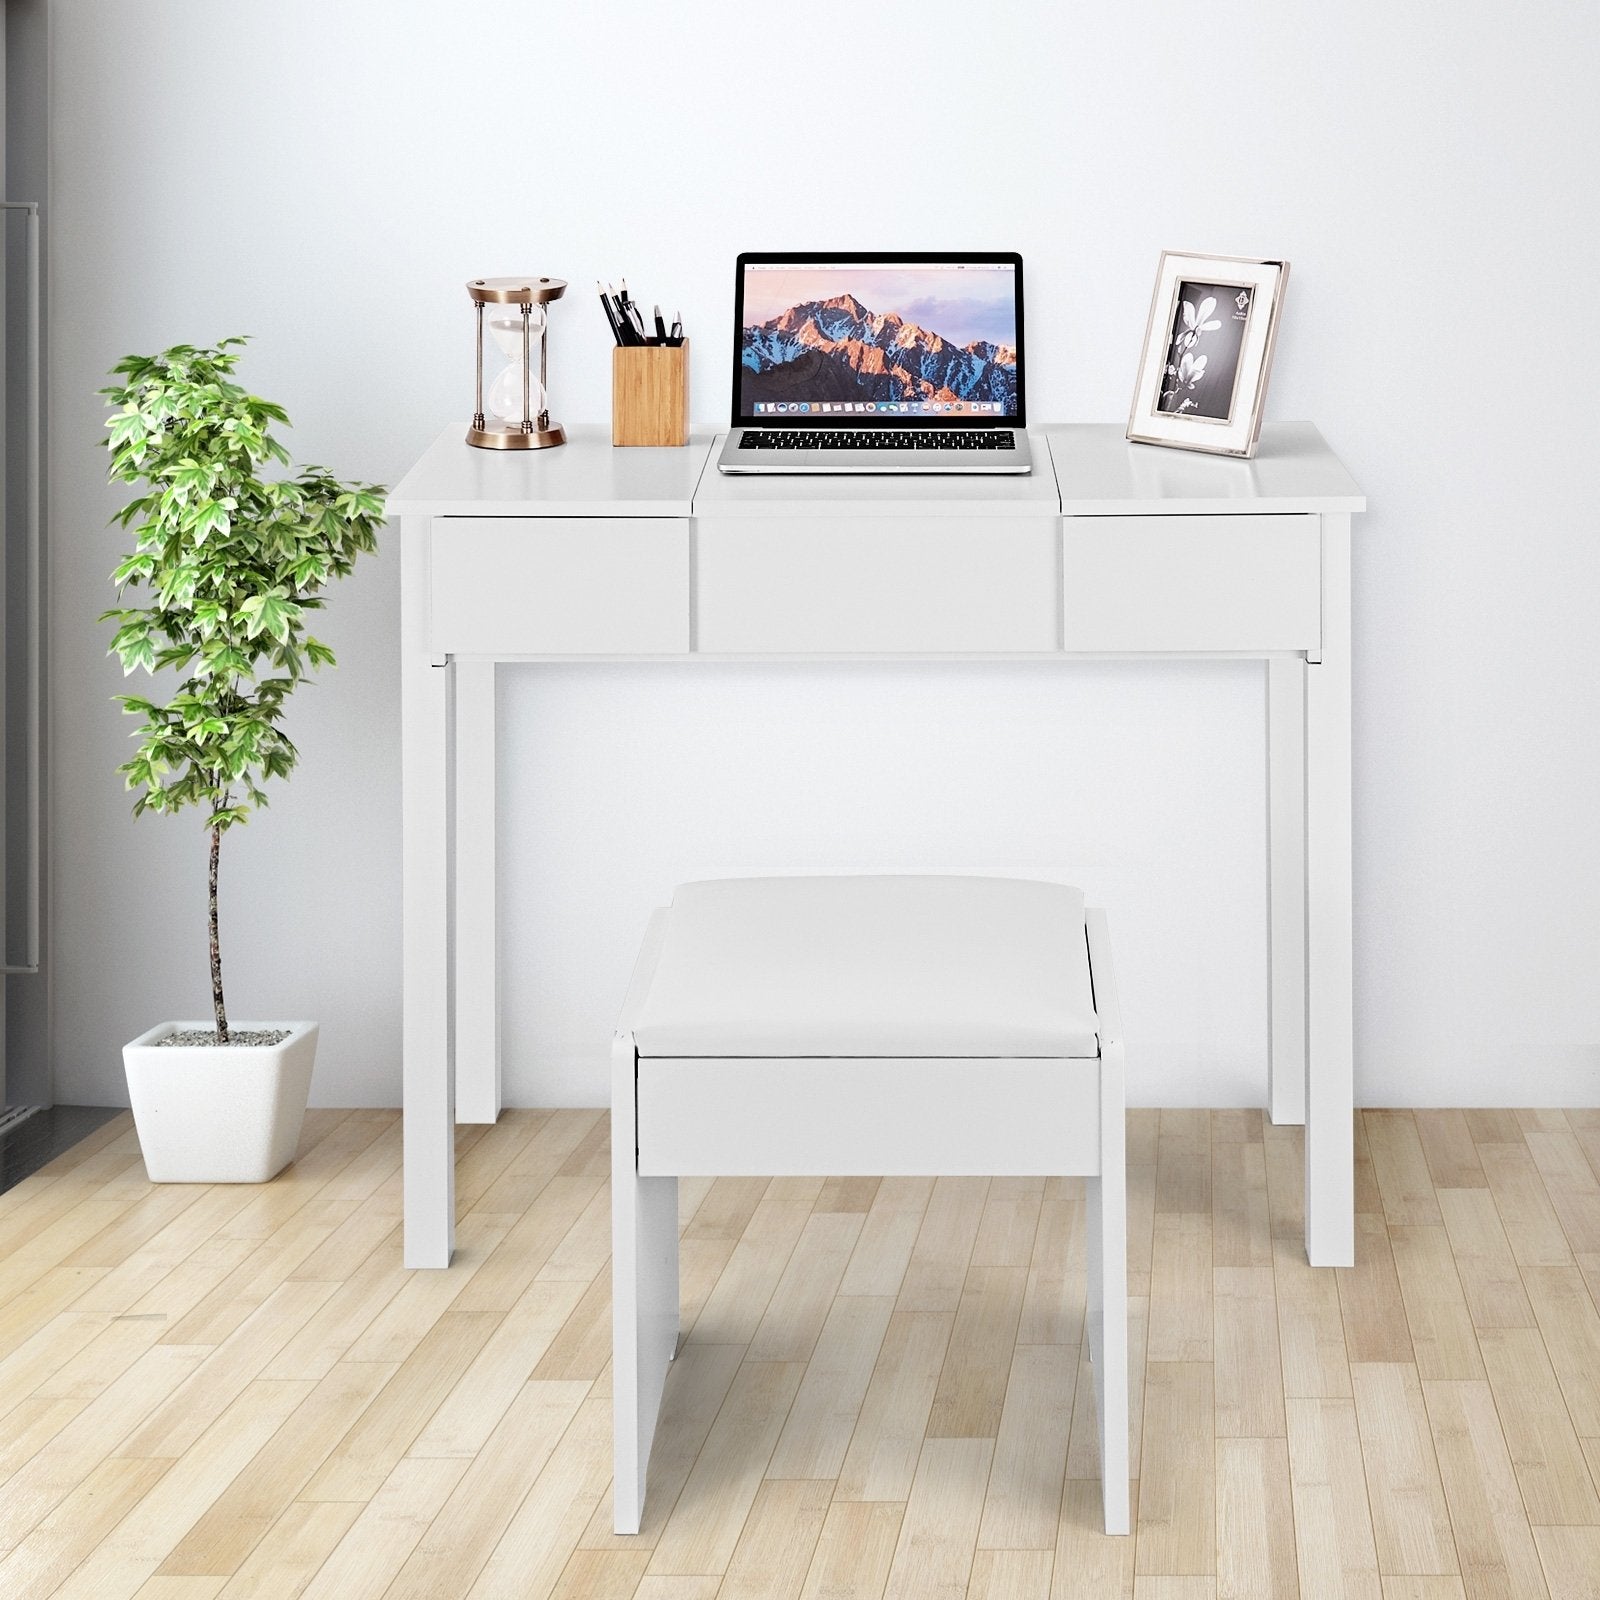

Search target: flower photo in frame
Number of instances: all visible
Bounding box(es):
[1128,252,1289,458]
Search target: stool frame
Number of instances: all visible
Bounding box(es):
[611,905,1128,1537]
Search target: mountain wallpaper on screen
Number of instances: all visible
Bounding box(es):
[741,293,1018,411]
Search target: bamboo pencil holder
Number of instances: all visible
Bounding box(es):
[612,341,690,447]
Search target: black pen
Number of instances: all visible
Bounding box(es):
[653,304,668,343]
[667,311,684,347]
[608,282,641,345]
[597,280,625,346]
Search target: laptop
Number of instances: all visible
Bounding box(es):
[716,251,1031,475]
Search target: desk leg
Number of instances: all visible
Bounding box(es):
[1305,513,1354,1267]
[453,660,500,1125]
[1267,656,1307,1126]
[402,515,455,1269]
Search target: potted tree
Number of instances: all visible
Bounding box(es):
[104,338,385,1182]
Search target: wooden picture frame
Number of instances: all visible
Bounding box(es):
[1127,252,1289,459]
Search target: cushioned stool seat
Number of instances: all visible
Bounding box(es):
[632,875,1100,1058]
[611,874,1128,1537]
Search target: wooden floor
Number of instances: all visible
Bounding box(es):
[3,1109,1600,1599]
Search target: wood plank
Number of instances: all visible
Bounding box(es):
[978,1342,1076,1551]
[299,1310,502,1502]
[882,1436,993,1600]
[1275,1237,1352,1400]
[1435,1189,1535,1332]
[1148,1212,1212,1363]
[536,1182,614,1283]
[1216,1436,1299,1599]
[544,1549,651,1600]
[1521,1265,1600,1437]
[1365,1113,1443,1228]
[1155,1110,1211,1216]
[969,1548,1055,1600]
[3,1323,172,1482]
[1476,1325,1600,1527]
[211,1500,362,1599]
[449,1175,605,1316]
[748,1212,866,1363]
[1387,1225,1483,1381]
[1212,1138,1272,1269]
[121,1278,341,1458]
[1264,1122,1305,1245]
[296,1457,468,1599]
[463,1394,614,1599]
[798,1501,903,1600]
[682,1176,769,1243]
[1055,1476,1138,1598]
[410,1278,589,1456]
[577,1342,744,1550]
[838,1176,932,1298]
[1421,1378,1549,1600]
[1463,1112,1522,1147]
[1349,1363,1457,1578]
[896,1177,989,1315]
[1127,1110,1159,1298]
[45,1377,315,1600]
[1285,1396,1382,1600]
[1337,1212,1414,1364]
[1137,1362,1215,1578]
[648,1360,806,1576]
[156,1359,397,1576]
[1017,1196,1086,1346]
[927,1265,1028,1439]
[1215,1265,1285,1437]
[378,1380,592,1600]
[836,1309,954,1502]
[257,1220,405,1380]
[0,1456,170,1600]
[720,1478,833,1600]
[529,1268,613,1382]
[0,1340,212,1549]
[1477,1143,1572,1268]
[1414,1113,1486,1191]
[470,1109,603,1216]
[973,1180,1046,1270]
[814,1176,882,1216]
[1530,1526,1600,1600]
[689,1198,813,1345]
[767,1294,895,1480]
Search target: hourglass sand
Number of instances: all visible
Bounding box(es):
[466,276,567,450]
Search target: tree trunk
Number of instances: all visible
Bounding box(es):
[209,824,229,1043]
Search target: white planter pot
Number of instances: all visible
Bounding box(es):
[122,1020,319,1183]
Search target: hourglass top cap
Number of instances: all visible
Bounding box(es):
[467,276,567,306]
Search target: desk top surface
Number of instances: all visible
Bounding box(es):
[389,421,1366,518]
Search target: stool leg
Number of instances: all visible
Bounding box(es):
[1088,1170,1129,1535]
[612,1035,679,1535]
[1086,910,1130,1535]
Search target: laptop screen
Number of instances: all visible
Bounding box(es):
[734,253,1024,427]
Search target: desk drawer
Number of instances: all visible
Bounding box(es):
[429,516,689,655]
[697,516,1058,653]
[1063,513,1320,651]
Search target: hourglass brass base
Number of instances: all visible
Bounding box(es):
[466,420,567,450]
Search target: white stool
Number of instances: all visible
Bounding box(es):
[610,875,1128,1536]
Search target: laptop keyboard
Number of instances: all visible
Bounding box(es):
[739,429,1015,451]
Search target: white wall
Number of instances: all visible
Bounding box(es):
[43,0,1600,1109]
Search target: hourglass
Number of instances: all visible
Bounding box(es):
[466,276,567,449]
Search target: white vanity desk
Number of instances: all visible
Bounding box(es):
[389,422,1365,1270]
